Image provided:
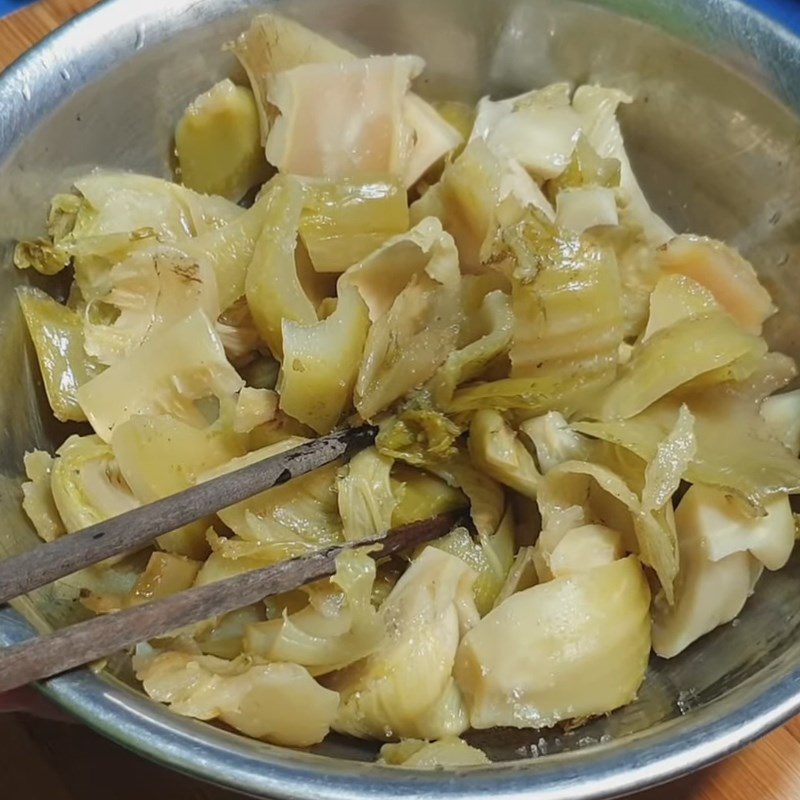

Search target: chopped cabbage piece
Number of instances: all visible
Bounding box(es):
[182,185,280,312]
[278,284,370,433]
[378,736,490,768]
[535,431,686,602]
[83,244,220,366]
[327,547,478,740]
[546,133,621,195]
[675,485,794,572]
[70,170,241,243]
[470,84,582,180]
[455,556,651,729]
[299,177,410,272]
[134,651,339,746]
[199,438,342,557]
[337,448,397,541]
[14,237,70,275]
[195,605,266,660]
[354,224,460,420]
[410,140,552,271]
[429,452,506,538]
[432,509,515,615]
[50,434,140,534]
[231,12,354,144]
[17,286,103,422]
[340,216,459,323]
[402,94,464,186]
[492,546,538,607]
[377,406,461,468]
[112,414,246,558]
[576,394,800,515]
[468,410,540,498]
[233,387,278,433]
[447,370,613,416]
[555,186,618,233]
[77,311,244,442]
[21,450,65,542]
[390,466,468,527]
[82,551,201,613]
[431,289,514,406]
[761,389,800,456]
[548,524,625,577]
[641,273,719,342]
[499,209,623,387]
[245,177,317,357]
[244,549,383,674]
[518,411,590,473]
[265,55,422,181]
[652,485,765,658]
[595,313,767,421]
[658,235,775,335]
[175,79,268,201]
[572,85,674,245]
[587,222,660,339]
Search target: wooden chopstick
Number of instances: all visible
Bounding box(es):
[0,425,378,606]
[0,511,462,694]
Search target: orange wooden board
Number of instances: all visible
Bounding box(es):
[1,2,799,799]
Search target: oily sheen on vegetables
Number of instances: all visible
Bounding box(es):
[15,11,800,763]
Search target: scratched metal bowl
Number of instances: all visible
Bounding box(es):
[1,0,800,797]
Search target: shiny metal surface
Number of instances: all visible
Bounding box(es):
[0,0,800,797]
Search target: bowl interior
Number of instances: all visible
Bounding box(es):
[2,0,800,793]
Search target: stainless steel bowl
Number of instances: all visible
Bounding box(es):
[2,0,800,797]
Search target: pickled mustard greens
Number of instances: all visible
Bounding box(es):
[14,11,800,763]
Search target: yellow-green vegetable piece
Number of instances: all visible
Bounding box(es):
[134,651,339,747]
[431,289,513,406]
[447,369,613,416]
[596,313,767,421]
[244,549,383,675]
[354,222,460,420]
[377,407,461,468]
[575,394,800,516]
[232,12,354,144]
[176,185,278,312]
[245,177,317,357]
[390,466,467,527]
[77,311,244,442]
[18,287,103,422]
[500,209,624,383]
[50,434,140,534]
[82,551,202,613]
[337,448,397,541]
[175,79,268,202]
[432,509,515,616]
[265,55,422,182]
[327,547,478,741]
[112,414,246,558]
[378,736,489,768]
[299,177,410,272]
[454,556,651,729]
[278,284,370,434]
[198,437,342,557]
[21,451,65,542]
[410,140,544,272]
[468,410,540,499]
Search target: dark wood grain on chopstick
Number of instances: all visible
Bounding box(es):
[0,426,377,606]
[0,511,462,694]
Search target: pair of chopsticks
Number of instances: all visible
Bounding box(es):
[0,426,461,694]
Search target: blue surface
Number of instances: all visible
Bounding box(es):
[750,0,800,34]
[0,0,33,16]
